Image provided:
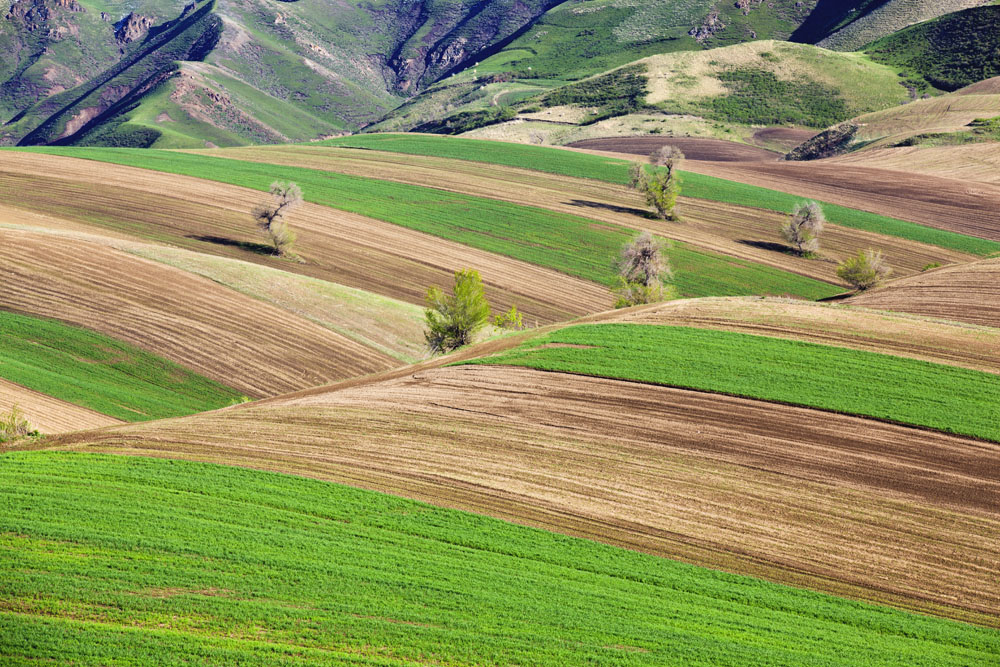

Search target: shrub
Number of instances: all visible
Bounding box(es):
[613,231,676,307]
[0,405,38,443]
[629,147,684,221]
[780,201,825,257]
[837,249,892,290]
[252,181,302,257]
[425,269,492,353]
[493,304,524,330]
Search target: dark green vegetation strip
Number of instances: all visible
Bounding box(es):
[706,68,851,128]
[317,135,1000,256]
[0,310,243,422]
[3,453,997,666]
[465,324,1000,443]
[15,147,838,299]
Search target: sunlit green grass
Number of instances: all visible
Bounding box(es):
[0,310,244,421]
[464,323,1000,442]
[2,452,997,665]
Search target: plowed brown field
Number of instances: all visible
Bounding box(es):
[0,228,398,397]
[205,146,971,281]
[0,379,123,433]
[682,160,1000,241]
[847,258,1000,328]
[566,137,781,162]
[610,297,1000,373]
[0,151,610,323]
[39,365,1000,626]
[829,143,1000,185]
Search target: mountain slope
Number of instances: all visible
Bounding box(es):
[817,0,993,51]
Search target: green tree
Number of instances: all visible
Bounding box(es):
[253,181,302,257]
[837,248,892,290]
[425,269,492,353]
[613,231,676,308]
[630,146,684,221]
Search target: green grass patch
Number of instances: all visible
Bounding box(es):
[464,324,1000,442]
[705,67,851,128]
[0,310,244,422]
[14,147,838,300]
[2,452,997,665]
[314,134,1000,256]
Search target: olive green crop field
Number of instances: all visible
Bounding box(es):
[465,324,1000,442]
[316,135,1000,256]
[2,453,997,666]
[11,148,838,300]
[0,310,244,422]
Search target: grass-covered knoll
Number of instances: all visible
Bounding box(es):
[865,6,1000,93]
[20,147,840,300]
[3,452,997,665]
[466,323,1000,442]
[314,134,1000,256]
[0,310,244,422]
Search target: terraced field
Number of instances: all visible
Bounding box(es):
[4,453,996,665]
[36,362,1000,626]
[847,258,1000,328]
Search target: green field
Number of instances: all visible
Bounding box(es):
[2,452,997,665]
[15,147,839,299]
[465,323,1000,442]
[318,134,1000,256]
[0,310,244,422]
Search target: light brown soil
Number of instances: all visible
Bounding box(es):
[846,258,1000,328]
[0,151,611,324]
[0,379,123,434]
[611,296,1000,373]
[566,137,781,162]
[39,365,1000,626]
[0,228,400,398]
[684,159,1000,241]
[206,146,974,283]
[828,143,1000,186]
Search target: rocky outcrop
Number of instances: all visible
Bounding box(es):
[689,10,725,43]
[785,121,859,160]
[115,12,154,48]
[6,0,83,32]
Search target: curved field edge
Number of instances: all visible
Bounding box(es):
[6,148,841,301]
[2,452,996,666]
[313,135,1000,256]
[0,309,244,422]
[462,323,1000,442]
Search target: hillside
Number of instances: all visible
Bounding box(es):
[817,0,994,52]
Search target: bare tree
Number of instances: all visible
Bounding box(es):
[613,231,676,307]
[781,201,825,257]
[649,144,685,169]
[252,181,303,257]
[630,146,684,221]
[837,248,892,290]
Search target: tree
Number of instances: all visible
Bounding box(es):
[837,248,892,290]
[252,181,302,257]
[629,146,684,221]
[613,231,676,307]
[780,201,825,257]
[0,404,37,443]
[424,269,492,353]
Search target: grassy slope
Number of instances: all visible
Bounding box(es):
[17,147,840,300]
[2,452,996,666]
[318,134,1000,256]
[0,310,243,422]
[466,323,1000,442]
[820,0,994,52]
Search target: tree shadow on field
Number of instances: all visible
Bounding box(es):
[188,235,276,256]
[738,239,794,254]
[567,199,654,219]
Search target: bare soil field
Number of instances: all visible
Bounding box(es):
[751,127,817,151]
[847,259,1000,328]
[0,379,123,434]
[210,146,972,282]
[0,228,399,397]
[684,159,1000,241]
[829,143,1000,185]
[38,365,1000,626]
[566,137,781,162]
[852,85,1000,147]
[0,152,610,323]
[612,297,1000,374]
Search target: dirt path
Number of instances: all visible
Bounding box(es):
[847,258,1000,328]
[0,152,612,323]
[41,365,1000,626]
[684,159,1000,241]
[0,379,123,434]
[566,137,781,162]
[207,146,973,282]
